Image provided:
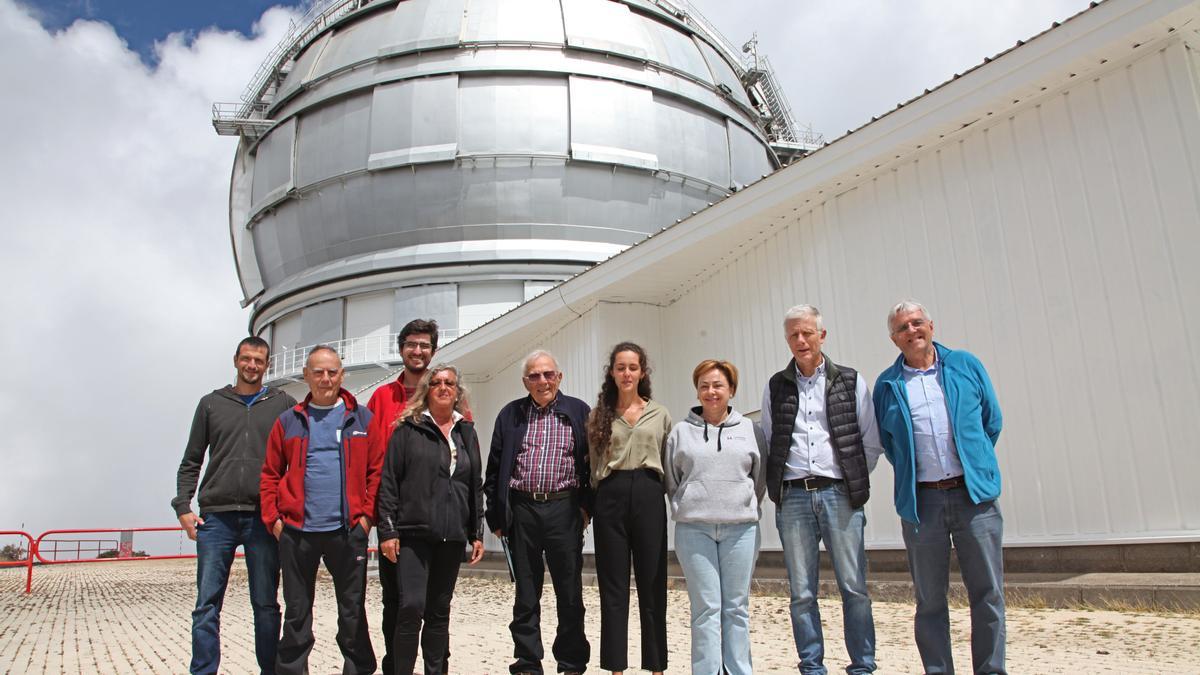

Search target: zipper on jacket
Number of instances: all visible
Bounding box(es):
[340,410,353,528]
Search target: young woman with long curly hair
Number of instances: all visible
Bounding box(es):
[586,342,671,675]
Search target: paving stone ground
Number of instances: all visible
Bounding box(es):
[2,559,1199,673]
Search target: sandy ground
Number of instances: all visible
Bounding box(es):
[1,559,1198,673]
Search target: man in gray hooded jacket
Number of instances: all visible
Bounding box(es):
[172,336,297,675]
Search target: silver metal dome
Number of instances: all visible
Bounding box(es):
[215,0,808,383]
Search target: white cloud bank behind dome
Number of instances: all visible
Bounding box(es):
[689,0,1093,140]
[0,0,1091,540]
[0,0,298,537]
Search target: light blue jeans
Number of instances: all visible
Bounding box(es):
[776,483,875,675]
[674,521,760,675]
[903,487,1005,675]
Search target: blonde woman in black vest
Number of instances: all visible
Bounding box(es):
[587,342,671,675]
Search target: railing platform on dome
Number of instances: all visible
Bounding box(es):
[266,329,466,383]
[216,0,815,157]
[212,102,274,138]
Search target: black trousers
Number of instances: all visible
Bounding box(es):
[391,539,464,675]
[592,470,668,672]
[508,492,591,674]
[277,526,376,675]
[382,547,453,675]
[379,554,398,674]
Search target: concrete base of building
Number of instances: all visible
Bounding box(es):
[438,543,1200,612]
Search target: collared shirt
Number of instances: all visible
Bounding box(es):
[510,396,578,493]
[423,409,465,473]
[902,355,965,482]
[760,359,884,480]
[589,398,671,486]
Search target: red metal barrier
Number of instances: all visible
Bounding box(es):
[4,525,380,593]
[34,527,196,565]
[37,538,119,562]
[0,531,35,593]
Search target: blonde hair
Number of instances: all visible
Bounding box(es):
[394,364,470,427]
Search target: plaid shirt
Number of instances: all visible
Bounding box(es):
[510,397,578,493]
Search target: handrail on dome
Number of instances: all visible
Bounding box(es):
[222,0,810,154]
[265,329,467,384]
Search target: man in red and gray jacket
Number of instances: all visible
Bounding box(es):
[261,345,382,675]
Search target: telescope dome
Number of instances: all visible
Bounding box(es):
[216,0,803,385]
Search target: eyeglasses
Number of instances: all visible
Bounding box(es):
[523,370,559,382]
[402,341,434,351]
[891,318,929,335]
[430,379,457,389]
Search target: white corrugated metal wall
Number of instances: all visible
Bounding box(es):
[659,37,1200,547]
[461,32,1200,550]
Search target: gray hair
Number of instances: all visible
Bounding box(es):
[305,344,341,366]
[782,304,824,331]
[887,300,932,332]
[522,349,559,374]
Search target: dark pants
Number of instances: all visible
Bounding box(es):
[382,554,451,675]
[508,492,590,674]
[379,555,398,674]
[392,539,464,675]
[592,470,668,672]
[191,510,280,675]
[277,526,376,675]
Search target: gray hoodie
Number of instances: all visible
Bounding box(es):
[664,407,767,524]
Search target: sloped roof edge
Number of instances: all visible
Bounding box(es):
[439,0,1200,380]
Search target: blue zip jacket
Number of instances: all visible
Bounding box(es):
[873,343,1002,523]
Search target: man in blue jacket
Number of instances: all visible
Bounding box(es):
[873,300,1005,675]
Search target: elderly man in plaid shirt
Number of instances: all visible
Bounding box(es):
[484,350,593,675]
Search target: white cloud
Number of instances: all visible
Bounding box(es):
[0,0,298,536]
[686,0,1094,139]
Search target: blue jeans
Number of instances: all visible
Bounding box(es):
[674,521,759,675]
[776,483,875,675]
[192,511,281,675]
[903,488,1006,675]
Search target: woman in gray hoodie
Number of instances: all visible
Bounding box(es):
[664,359,766,675]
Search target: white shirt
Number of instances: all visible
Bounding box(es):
[760,359,884,480]
[902,356,965,482]
[423,409,464,473]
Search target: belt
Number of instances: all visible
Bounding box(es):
[785,476,842,491]
[513,489,573,502]
[918,476,966,490]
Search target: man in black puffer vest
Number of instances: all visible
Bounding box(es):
[759,305,884,675]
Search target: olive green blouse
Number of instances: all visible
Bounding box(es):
[589,399,672,487]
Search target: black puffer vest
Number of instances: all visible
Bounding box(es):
[765,355,870,508]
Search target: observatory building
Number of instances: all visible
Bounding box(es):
[214,0,812,388]
[216,0,1200,561]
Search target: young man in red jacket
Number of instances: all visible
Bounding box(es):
[261,345,381,675]
[366,318,439,675]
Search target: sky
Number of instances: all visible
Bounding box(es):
[0,0,1091,545]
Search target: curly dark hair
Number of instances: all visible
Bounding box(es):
[586,342,653,457]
